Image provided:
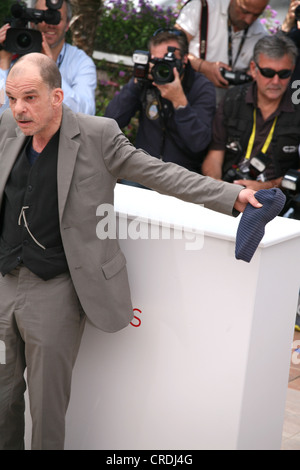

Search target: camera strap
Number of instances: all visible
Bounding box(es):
[153,89,189,159]
[245,109,278,161]
[227,18,248,69]
[179,0,208,59]
[199,0,208,60]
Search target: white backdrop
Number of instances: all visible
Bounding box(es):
[24,185,300,450]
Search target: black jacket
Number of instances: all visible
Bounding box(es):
[105,63,216,173]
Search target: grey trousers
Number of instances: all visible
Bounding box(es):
[0,266,86,450]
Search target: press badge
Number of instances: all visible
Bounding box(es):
[146,100,159,120]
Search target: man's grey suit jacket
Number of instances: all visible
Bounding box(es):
[0,104,242,332]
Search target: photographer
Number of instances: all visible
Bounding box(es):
[0,0,97,115]
[105,29,216,175]
[202,34,300,192]
[175,0,269,103]
[282,0,300,33]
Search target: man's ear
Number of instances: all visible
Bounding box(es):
[52,87,64,107]
[249,60,257,81]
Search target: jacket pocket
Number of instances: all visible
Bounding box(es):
[101,250,127,280]
[76,172,103,193]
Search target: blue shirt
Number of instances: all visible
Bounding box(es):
[0,42,97,115]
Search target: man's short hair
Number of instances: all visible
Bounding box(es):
[148,29,189,59]
[10,53,62,89]
[39,56,62,89]
[253,32,298,66]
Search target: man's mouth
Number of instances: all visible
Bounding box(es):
[17,119,32,126]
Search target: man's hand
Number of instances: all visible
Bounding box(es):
[282,0,300,32]
[41,32,54,60]
[0,23,10,45]
[0,24,13,71]
[234,188,263,213]
[188,54,230,88]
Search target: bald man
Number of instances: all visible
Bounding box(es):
[176,0,269,92]
[0,53,261,450]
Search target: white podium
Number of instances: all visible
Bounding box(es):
[26,184,300,450]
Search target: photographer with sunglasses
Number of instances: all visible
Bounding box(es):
[202,33,300,195]
[105,28,216,177]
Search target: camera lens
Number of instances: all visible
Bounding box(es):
[16,32,32,50]
[156,64,171,80]
[5,28,42,54]
[152,63,173,84]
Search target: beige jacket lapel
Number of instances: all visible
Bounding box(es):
[0,129,26,208]
[56,105,81,223]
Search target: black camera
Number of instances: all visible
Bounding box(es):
[220,67,253,86]
[248,152,271,179]
[4,0,63,55]
[133,46,183,85]
[151,47,183,85]
[295,5,300,22]
[223,153,271,183]
[281,169,300,193]
[281,169,300,219]
[223,166,252,183]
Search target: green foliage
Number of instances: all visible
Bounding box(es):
[0,0,16,26]
[94,1,184,142]
[95,0,181,56]
[95,59,138,142]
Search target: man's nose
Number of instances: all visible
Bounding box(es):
[271,73,281,85]
[14,99,26,114]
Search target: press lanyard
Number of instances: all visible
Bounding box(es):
[245,109,278,161]
[227,19,248,68]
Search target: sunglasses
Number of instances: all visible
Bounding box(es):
[255,63,293,79]
[152,28,186,38]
